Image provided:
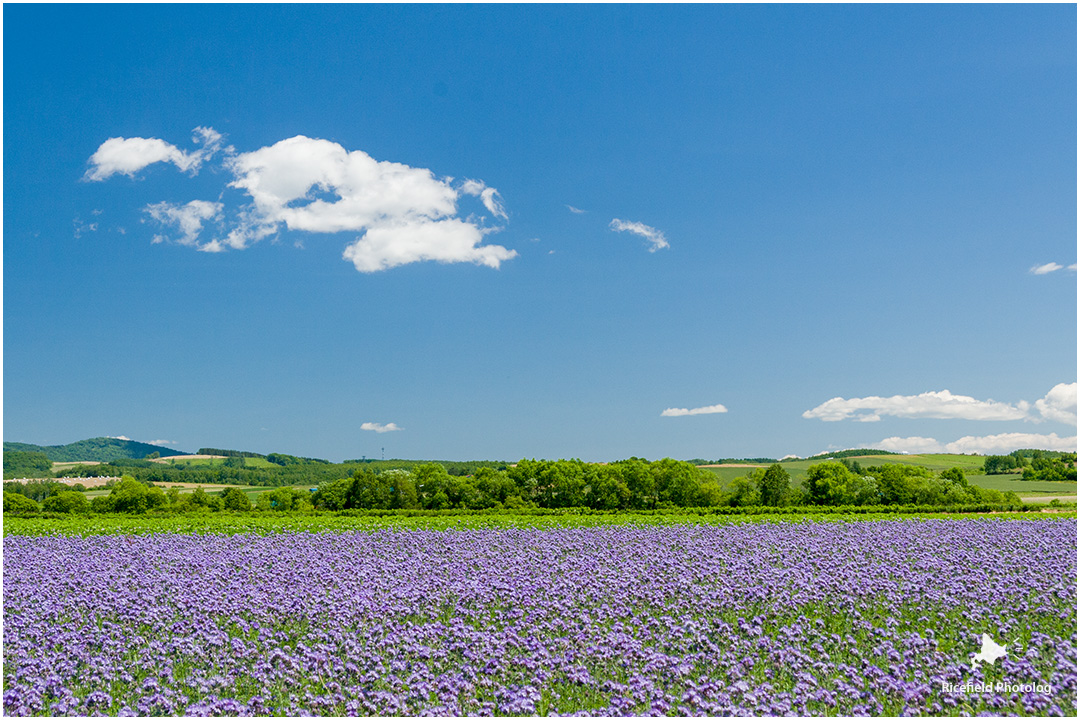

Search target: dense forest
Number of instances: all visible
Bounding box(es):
[3,437,189,463]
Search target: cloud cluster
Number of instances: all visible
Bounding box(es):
[1029,262,1077,275]
[872,432,1077,455]
[1035,382,1077,425]
[361,422,402,434]
[145,200,223,248]
[661,403,728,417]
[86,129,515,272]
[85,127,223,181]
[803,390,1030,423]
[610,219,669,252]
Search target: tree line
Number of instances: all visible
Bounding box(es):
[982,450,1076,481]
[4,458,1024,516]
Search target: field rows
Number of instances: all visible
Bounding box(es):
[3,517,1075,716]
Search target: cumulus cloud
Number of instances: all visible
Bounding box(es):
[873,432,1077,455]
[661,403,729,417]
[91,129,515,272]
[610,218,669,252]
[361,422,403,433]
[803,390,1030,423]
[150,439,177,446]
[343,218,515,272]
[805,384,1077,426]
[145,200,223,247]
[1030,262,1064,275]
[85,127,223,181]
[108,435,132,441]
[1035,382,1077,425]
[566,205,586,214]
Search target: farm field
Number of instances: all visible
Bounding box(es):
[3,508,1069,538]
[700,455,1077,498]
[154,455,278,469]
[2,515,1074,716]
[74,483,276,502]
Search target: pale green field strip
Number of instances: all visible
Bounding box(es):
[5,509,1074,538]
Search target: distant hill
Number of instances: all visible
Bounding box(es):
[3,437,190,462]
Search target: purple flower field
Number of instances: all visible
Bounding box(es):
[3,518,1076,716]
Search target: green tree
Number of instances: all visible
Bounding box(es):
[220,487,251,511]
[474,467,519,505]
[312,478,351,510]
[615,458,657,509]
[42,490,91,514]
[382,469,419,509]
[346,469,393,509]
[871,464,934,505]
[651,458,705,507]
[725,476,760,507]
[539,460,587,508]
[260,486,311,512]
[805,462,859,505]
[107,476,168,514]
[589,466,632,510]
[415,464,453,508]
[3,491,39,514]
[940,466,968,486]
[983,455,1020,474]
[757,464,791,506]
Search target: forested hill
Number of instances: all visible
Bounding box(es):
[3,437,190,462]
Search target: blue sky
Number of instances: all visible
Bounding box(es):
[4,4,1076,462]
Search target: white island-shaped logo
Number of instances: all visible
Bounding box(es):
[971,633,1007,669]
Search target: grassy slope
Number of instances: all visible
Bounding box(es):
[700,453,1076,497]
[164,456,277,469]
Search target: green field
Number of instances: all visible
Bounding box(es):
[163,456,277,469]
[3,506,1070,537]
[700,453,1076,497]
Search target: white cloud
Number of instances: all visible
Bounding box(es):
[91,130,515,272]
[361,422,403,433]
[566,205,586,214]
[873,432,1077,455]
[661,403,728,417]
[342,218,516,272]
[610,218,669,252]
[145,200,223,247]
[1030,262,1064,275]
[85,126,223,181]
[150,439,177,446]
[806,383,1077,426]
[108,435,132,441]
[803,390,1029,423]
[460,179,507,220]
[73,217,98,239]
[1035,382,1077,425]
